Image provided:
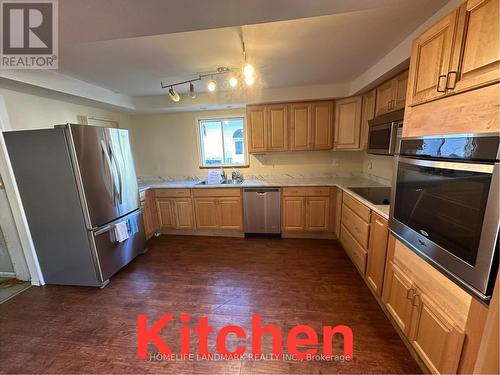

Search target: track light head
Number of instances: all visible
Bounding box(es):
[189,82,196,98]
[168,87,180,102]
[207,79,216,92]
[229,77,238,88]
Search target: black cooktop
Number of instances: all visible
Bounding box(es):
[348,187,391,205]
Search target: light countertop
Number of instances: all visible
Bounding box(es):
[138,176,391,219]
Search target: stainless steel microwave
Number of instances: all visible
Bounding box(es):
[390,133,499,302]
[368,109,404,155]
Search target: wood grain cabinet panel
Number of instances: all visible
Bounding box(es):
[341,204,370,249]
[408,10,458,105]
[311,101,333,150]
[305,197,330,231]
[450,0,500,93]
[282,196,306,231]
[375,79,396,116]
[360,89,376,150]
[194,198,219,229]
[174,198,195,229]
[247,105,267,153]
[156,198,176,229]
[382,261,415,335]
[218,197,243,230]
[409,293,465,374]
[334,96,363,150]
[340,224,368,274]
[267,104,288,151]
[289,103,311,151]
[366,213,389,296]
[393,70,409,110]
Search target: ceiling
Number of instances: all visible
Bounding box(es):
[56,0,449,97]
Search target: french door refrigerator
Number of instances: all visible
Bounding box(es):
[4,124,146,287]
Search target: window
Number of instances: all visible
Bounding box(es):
[198,117,247,167]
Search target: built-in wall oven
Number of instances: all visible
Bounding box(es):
[390,134,499,302]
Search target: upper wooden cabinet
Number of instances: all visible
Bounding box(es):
[246,105,267,153]
[267,104,288,151]
[311,101,334,150]
[408,0,499,107]
[360,89,376,150]
[248,101,334,153]
[289,103,311,151]
[375,70,409,115]
[334,96,363,150]
[450,0,500,93]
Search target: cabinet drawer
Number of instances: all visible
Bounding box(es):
[341,204,370,248]
[192,188,241,197]
[343,192,371,222]
[282,186,330,197]
[340,224,367,274]
[155,189,191,198]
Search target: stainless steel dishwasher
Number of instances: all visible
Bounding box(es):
[243,188,281,235]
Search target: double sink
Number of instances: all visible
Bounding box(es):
[196,180,243,186]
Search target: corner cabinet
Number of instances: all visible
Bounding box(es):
[333,96,363,150]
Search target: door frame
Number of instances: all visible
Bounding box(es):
[0,95,44,285]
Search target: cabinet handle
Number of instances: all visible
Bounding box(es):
[412,294,420,307]
[406,288,415,300]
[446,71,457,90]
[437,74,447,92]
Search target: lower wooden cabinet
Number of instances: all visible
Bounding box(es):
[193,189,243,231]
[366,213,389,296]
[157,197,195,230]
[282,188,331,233]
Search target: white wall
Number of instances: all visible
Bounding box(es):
[363,153,395,184]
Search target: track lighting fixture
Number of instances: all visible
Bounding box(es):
[229,77,238,88]
[189,82,196,98]
[207,79,216,92]
[245,74,255,86]
[243,64,254,78]
[168,86,180,102]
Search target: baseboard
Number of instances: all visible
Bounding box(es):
[0,271,16,278]
[281,231,336,239]
[157,229,244,238]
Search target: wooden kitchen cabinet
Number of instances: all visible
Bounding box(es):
[449,0,500,94]
[173,198,195,229]
[289,103,311,151]
[382,261,415,335]
[156,199,176,229]
[408,293,465,374]
[282,187,331,233]
[375,70,409,115]
[360,89,376,150]
[334,96,362,150]
[140,189,158,238]
[247,105,267,153]
[408,11,458,106]
[155,189,195,231]
[366,213,389,297]
[193,189,243,231]
[311,101,333,150]
[267,104,288,151]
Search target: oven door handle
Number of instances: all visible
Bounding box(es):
[398,157,495,174]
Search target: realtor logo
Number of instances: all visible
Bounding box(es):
[1,0,58,69]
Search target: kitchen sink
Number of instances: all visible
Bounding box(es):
[196,180,243,186]
[348,187,391,205]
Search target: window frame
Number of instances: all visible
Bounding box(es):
[196,115,249,169]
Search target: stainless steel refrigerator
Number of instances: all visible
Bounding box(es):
[4,124,146,287]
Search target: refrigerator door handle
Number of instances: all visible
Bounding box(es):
[108,140,123,204]
[100,139,116,205]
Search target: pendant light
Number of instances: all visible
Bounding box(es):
[168,87,180,102]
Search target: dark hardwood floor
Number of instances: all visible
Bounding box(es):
[0,235,421,374]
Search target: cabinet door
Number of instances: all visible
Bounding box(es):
[247,106,267,153]
[194,198,218,229]
[305,197,330,232]
[282,196,306,231]
[334,96,362,150]
[174,198,195,230]
[267,104,288,151]
[156,199,176,229]
[382,261,414,335]
[141,203,152,236]
[311,101,333,150]
[360,89,376,150]
[408,10,458,105]
[449,0,500,93]
[333,188,343,238]
[218,197,243,230]
[409,293,465,374]
[393,70,409,110]
[375,79,395,116]
[366,214,389,296]
[290,103,311,151]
